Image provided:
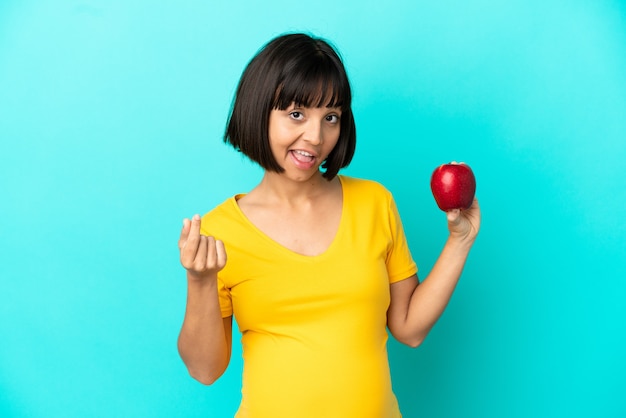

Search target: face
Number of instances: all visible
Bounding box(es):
[268,103,342,181]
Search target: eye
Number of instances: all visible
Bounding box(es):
[326,114,340,124]
[289,111,304,120]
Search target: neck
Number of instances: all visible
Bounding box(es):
[255,171,337,204]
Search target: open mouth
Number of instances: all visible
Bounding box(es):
[291,150,315,163]
[289,150,317,169]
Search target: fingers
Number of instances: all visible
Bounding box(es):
[179,214,201,249]
[206,236,216,269]
[446,196,481,241]
[467,197,481,231]
[180,215,201,265]
[463,198,481,226]
[194,234,208,271]
[179,214,227,275]
[178,217,191,250]
[215,239,227,269]
[205,237,227,270]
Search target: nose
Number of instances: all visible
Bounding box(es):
[302,119,323,145]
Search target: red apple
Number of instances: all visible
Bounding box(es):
[430,162,476,211]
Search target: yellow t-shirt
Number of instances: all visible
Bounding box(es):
[201,176,417,418]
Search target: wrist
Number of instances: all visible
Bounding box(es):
[446,234,475,253]
[186,270,218,287]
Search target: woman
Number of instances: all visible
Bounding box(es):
[177,32,481,418]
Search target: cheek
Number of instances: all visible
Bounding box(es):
[325,127,341,149]
[321,135,340,160]
[268,125,288,148]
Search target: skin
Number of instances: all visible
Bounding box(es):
[177,104,481,384]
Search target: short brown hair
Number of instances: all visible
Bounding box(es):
[224,33,356,180]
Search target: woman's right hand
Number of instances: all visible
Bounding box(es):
[178,214,227,281]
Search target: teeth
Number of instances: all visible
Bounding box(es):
[295,150,313,157]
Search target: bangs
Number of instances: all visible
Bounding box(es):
[225,33,356,180]
[272,56,350,111]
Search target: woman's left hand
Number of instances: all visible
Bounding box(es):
[446,197,481,245]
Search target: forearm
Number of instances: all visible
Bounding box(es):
[178,273,231,385]
[404,237,473,345]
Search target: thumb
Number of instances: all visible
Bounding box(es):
[446,209,461,226]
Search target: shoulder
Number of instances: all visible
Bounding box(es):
[202,195,240,218]
[340,175,393,201]
[200,195,244,236]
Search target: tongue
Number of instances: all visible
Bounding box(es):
[292,151,314,163]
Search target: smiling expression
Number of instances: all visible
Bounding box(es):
[268,104,342,181]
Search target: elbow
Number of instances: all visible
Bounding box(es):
[182,356,228,386]
[178,341,230,386]
[193,375,217,386]
[188,368,223,386]
[402,335,425,349]
[393,330,427,348]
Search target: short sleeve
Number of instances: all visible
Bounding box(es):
[386,196,418,283]
[200,213,234,318]
[217,276,233,318]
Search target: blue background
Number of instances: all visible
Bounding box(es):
[1,1,625,417]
